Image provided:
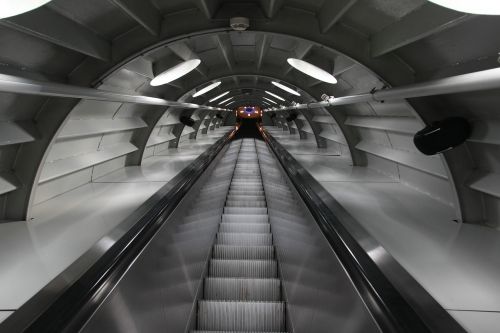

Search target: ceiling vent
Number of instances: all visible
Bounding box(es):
[230,17,250,31]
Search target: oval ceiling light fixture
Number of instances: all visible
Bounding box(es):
[265,91,285,101]
[218,97,234,105]
[0,0,53,19]
[209,91,230,102]
[427,0,500,14]
[263,97,278,105]
[287,58,337,84]
[192,81,222,97]
[150,59,201,86]
[271,81,301,96]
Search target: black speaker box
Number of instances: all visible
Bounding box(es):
[180,115,195,127]
[286,113,298,122]
[414,117,471,155]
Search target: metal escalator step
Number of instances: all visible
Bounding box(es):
[197,301,285,331]
[223,207,267,215]
[190,331,286,333]
[204,277,280,301]
[216,232,272,246]
[226,194,265,201]
[212,245,274,260]
[228,190,265,196]
[219,223,270,233]
[209,259,277,278]
[225,200,267,207]
[230,184,263,189]
[230,183,263,187]
[222,214,268,224]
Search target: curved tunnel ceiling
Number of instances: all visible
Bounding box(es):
[0,0,498,228]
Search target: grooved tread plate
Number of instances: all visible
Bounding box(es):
[213,245,275,260]
[209,259,277,278]
[204,277,280,301]
[198,301,285,331]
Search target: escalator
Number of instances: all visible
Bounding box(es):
[0,133,465,333]
[195,139,285,332]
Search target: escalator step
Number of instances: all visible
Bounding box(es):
[226,194,266,201]
[209,259,277,278]
[197,301,285,332]
[219,223,270,233]
[223,207,267,215]
[225,200,267,207]
[212,245,274,260]
[191,331,285,333]
[216,233,272,246]
[204,277,280,301]
[221,214,268,224]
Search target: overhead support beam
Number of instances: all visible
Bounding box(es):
[259,0,284,19]
[110,0,162,36]
[0,7,111,61]
[168,42,208,77]
[317,0,357,33]
[214,34,235,71]
[272,67,500,111]
[214,34,238,85]
[194,0,218,19]
[284,42,313,76]
[371,3,472,57]
[0,73,228,111]
[256,34,271,71]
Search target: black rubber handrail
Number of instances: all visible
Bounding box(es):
[1,132,233,333]
[263,131,466,333]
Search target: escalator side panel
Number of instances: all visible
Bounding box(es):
[79,142,241,333]
[256,141,382,333]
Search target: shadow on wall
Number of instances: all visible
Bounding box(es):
[233,118,263,140]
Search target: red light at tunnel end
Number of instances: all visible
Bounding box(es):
[236,106,262,119]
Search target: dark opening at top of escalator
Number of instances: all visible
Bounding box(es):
[233,118,263,140]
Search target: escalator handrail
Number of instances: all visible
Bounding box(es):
[1,132,234,333]
[263,131,465,333]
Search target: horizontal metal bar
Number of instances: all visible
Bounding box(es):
[270,67,500,112]
[0,74,228,111]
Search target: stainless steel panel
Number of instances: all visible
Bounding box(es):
[78,144,235,333]
[256,141,381,333]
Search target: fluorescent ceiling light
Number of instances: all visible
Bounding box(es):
[287,58,337,84]
[0,0,52,19]
[265,91,285,101]
[150,59,201,86]
[226,101,236,106]
[209,91,230,102]
[192,81,221,97]
[428,0,500,14]
[263,97,277,104]
[271,81,301,96]
[218,97,234,105]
